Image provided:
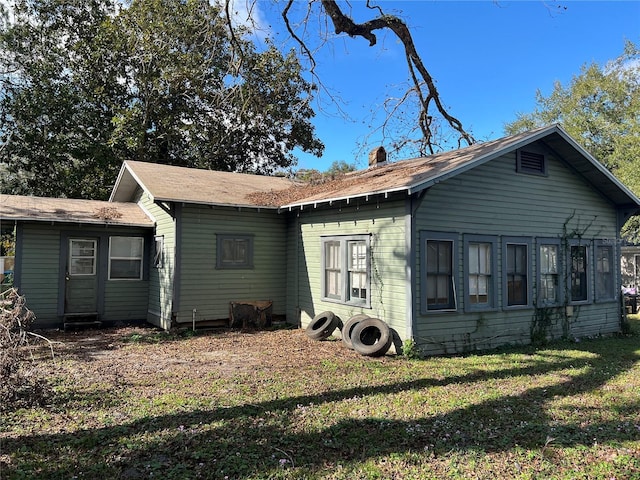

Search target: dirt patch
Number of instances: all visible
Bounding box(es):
[28,325,364,380]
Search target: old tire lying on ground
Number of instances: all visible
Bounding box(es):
[341,314,370,349]
[351,318,392,357]
[305,311,339,340]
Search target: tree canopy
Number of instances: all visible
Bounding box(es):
[0,0,323,199]
[505,41,640,242]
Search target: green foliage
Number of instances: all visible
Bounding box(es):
[401,338,421,359]
[505,41,640,242]
[3,329,639,478]
[0,0,323,199]
[326,160,357,175]
[1,230,14,257]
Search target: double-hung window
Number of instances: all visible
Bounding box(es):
[538,239,561,306]
[568,241,590,303]
[503,237,532,308]
[464,235,497,311]
[594,241,615,301]
[421,232,458,312]
[321,235,370,307]
[109,236,144,280]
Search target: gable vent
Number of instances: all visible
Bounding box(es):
[517,150,546,175]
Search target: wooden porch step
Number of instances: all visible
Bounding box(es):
[63,312,101,330]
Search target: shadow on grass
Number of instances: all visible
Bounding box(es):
[4,336,640,478]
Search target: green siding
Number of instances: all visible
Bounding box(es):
[291,198,409,339]
[413,146,621,355]
[17,224,61,327]
[175,205,287,323]
[103,281,149,321]
[140,192,175,329]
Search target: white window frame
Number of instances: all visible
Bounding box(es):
[321,235,371,307]
[153,235,164,269]
[109,236,144,280]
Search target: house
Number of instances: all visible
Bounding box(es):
[2,124,639,354]
[0,195,154,328]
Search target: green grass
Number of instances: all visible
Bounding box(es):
[1,323,639,480]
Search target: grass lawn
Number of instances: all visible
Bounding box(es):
[1,317,639,479]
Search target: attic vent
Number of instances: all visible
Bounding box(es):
[368,146,387,167]
[516,149,546,175]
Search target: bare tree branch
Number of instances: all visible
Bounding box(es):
[282,0,316,73]
[319,0,475,151]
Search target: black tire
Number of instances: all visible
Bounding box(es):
[305,311,338,340]
[341,314,370,349]
[351,318,392,357]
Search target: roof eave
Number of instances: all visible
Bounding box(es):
[153,197,281,210]
[279,186,410,211]
[0,216,154,228]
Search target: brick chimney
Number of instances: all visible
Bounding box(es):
[368,146,387,167]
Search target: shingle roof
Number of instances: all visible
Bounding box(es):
[0,195,154,227]
[110,160,297,208]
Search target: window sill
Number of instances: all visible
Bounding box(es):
[321,297,371,309]
[464,306,498,313]
[502,304,533,311]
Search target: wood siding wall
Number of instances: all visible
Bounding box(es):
[139,192,175,329]
[290,198,410,339]
[175,205,288,323]
[16,223,60,327]
[414,147,621,355]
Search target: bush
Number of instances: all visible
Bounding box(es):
[0,289,50,410]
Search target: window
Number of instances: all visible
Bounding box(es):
[69,239,97,276]
[421,232,458,312]
[538,240,561,306]
[503,237,531,308]
[216,234,253,269]
[324,240,341,300]
[153,235,164,268]
[464,235,497,311]
[109,237,143,280]
[321,235,370,306]
[595,242,615,301]
[516,149,546,175]
[348,240,368,301]
[569,242,589,303]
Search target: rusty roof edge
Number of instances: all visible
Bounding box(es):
[152,197,282,210]
[0,215,153,227]
[279,186,410,212]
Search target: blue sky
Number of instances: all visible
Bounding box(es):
[255,1,639,172]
